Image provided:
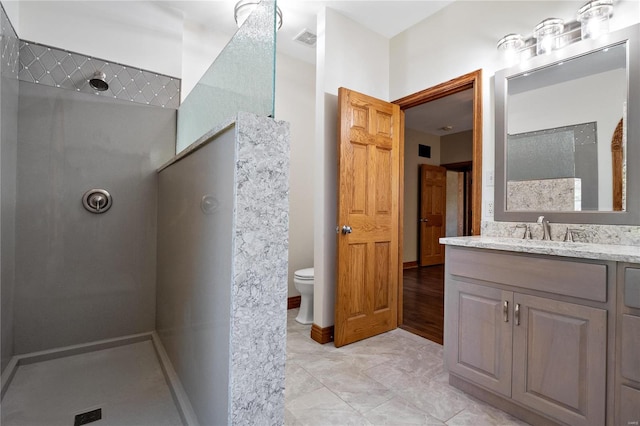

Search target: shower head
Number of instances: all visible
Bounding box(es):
[89,71,109,91]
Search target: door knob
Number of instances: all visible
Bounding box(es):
[341,225,352,234]
[420,218,429,222]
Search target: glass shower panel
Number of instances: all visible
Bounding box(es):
[176,0,277,152]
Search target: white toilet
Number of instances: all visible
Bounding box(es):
[294,268,314,324]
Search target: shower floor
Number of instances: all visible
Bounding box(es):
[1,341,183,426]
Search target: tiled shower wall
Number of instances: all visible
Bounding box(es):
[0,1,180,358]
[0,1,19,373]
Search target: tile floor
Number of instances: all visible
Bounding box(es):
[1,341,182,426]
[285,309,530,426]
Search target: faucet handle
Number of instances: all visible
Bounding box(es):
[515,224,532,239]
[563,227,582,242]
[564,227,574,242]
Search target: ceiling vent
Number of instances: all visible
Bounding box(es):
[294,29,317,47]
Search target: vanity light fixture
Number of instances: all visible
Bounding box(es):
[497,1,614,64]
[234,0,283,30]
[577,0,614,40]
[497,33,525,66]
[533,18,565,55]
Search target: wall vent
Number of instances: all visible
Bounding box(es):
[294,29,317,47]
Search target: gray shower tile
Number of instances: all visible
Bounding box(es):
[18,43,35,67]
[60,53,79,76]
[26,60,45,82]
[51,48,69,63]
[48,64,67,86]
[37,72,56,87]
[154,89,172,108]
[27,43,47,58]
[141,84,156,104]
[17,68,34,83]
[37,47,57,70]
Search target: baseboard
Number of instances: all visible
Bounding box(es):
[151,332,199,426]
[399,324,443,345]
[287,295,301,310]
[403,261,419,269]
[1,332,152,400]
[310,324,334,344]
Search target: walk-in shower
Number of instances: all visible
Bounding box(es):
[0,1,288,425]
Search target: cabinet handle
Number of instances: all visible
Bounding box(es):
[515,303,520,326]
[503,300,509,322]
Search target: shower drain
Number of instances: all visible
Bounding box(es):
[74,408,102,426]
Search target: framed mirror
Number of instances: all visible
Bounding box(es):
[495,23,639,225]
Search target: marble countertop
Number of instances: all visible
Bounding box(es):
[440,236,640,263]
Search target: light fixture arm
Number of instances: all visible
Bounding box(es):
[234,0,283,31]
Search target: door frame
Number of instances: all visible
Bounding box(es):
[392,69,483,326]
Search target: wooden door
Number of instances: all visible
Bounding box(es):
[335,87,401,348]
[444,279,513,397]
[419,164,446,266]
[512,294,607,426]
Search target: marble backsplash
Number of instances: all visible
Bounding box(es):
[482,220,640,246]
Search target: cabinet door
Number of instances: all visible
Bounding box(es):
[512,294,606,426]
[445,279,513,397]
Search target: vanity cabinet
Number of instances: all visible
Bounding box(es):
[617,264,640,425]
[511,294,606,426]
[444,246,611,426]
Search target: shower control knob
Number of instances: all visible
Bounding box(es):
[82,189,112,214]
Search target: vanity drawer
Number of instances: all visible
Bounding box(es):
[622,314,640,383]
[448,247,607,302]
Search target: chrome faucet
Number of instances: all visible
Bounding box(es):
[537,216,551,240]
[515,224,532,239]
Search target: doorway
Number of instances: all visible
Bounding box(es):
[393,70,483,342]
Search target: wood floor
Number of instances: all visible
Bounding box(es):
[401,265,444,345]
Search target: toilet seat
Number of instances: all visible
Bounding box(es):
[294,268,314,281]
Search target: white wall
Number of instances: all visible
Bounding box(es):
[3,1,19,34]
[403,127,440,262]
[180,19,230,101]
[14,1,183,78]
[275,52,316,298]
[389,0,640,223]
[314,7,389,328]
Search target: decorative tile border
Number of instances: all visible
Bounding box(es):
[18,40,180,109]
[0,2,19,78]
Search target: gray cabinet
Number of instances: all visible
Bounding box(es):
[618,265,640,426]
[446,280,512,397]
[512,294,606,426]
[444,246,610,426]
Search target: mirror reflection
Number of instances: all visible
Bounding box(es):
[505,42,627,212]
